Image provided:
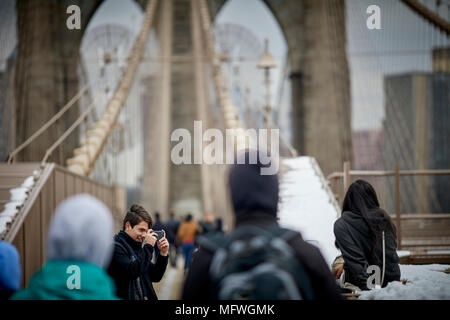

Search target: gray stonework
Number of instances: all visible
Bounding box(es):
[14,0,104,163]
[210,0,353,176]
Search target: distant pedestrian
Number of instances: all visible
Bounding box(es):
[333,179,401,291]
[215,217,224,234]
[199,213,215,235]
[152,212,166,232]
[176,214,200,273]
[152,212,167,258]
[0,241,21,299]
[11,194,118,300]
[166,211,180,267]
[200,215,224,235]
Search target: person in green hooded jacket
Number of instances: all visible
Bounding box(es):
[11,194,119,300]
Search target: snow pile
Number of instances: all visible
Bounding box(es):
[276,157,450,300]
[278,157,340,266]
[359,264,450,300]
[0,170,40,237]
[397,250,411,257]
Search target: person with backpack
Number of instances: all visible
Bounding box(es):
[182,149,342,300]
[107,204,169,300]
[333,179,400,291]
[199,213,216,236]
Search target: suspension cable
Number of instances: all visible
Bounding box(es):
[66,0,159,176]
[41,97,98,166]
[400,0,450,35]
[198,0,244,131]
[6,83,91,163]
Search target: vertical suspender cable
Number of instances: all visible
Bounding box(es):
[66,0,159,176]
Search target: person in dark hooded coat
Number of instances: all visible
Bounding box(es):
[333,179,401,291]
[182,150,342,300]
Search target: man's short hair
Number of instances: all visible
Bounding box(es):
[123,204,153,230]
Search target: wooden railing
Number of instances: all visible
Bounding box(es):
[327,162,450,251]
[0,163,124,287]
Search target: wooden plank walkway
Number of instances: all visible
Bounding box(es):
[154,255,185,300]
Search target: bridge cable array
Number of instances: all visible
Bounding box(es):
[65,0,159,176]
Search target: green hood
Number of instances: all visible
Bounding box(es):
[11,260,119,300]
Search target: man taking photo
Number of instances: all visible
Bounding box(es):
[108,204,169,300]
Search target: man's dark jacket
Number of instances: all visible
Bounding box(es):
[182,210,342,300]
[334,210,401,290]
[107,230,168,300]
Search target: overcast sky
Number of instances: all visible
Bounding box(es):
[86,0,450,131]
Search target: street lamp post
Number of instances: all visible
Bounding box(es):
[257,38,277,130]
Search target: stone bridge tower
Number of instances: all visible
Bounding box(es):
[13,0,352,223]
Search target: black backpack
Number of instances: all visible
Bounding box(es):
[197,225,315,300]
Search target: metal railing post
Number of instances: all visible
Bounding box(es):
[343,161,351,192]
[395,164,402,250]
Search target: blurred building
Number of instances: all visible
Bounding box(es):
[383,65,450,213]
[0,50,16,160]
[353,130,384,171]
[432,47,450,73]
[352,130,385,198]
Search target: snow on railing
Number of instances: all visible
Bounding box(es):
[0,170,41,238]
[278,156,340,266]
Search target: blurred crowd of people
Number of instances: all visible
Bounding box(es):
[0,150,400,300]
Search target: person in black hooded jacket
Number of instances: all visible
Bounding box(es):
[333,179,401,290]
[182,149,342,300]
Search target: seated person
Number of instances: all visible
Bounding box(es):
[333,180,401,291]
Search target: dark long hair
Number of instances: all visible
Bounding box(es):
[342,179,396,262]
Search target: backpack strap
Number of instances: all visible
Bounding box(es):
[381,230,386,286]
[196,232,228,253]
[207,224,316,300]
[267,225,299,243]
[229,224,290,242]
[199,225,300,253]
[198,225,277,253]
[267,225,315,300]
